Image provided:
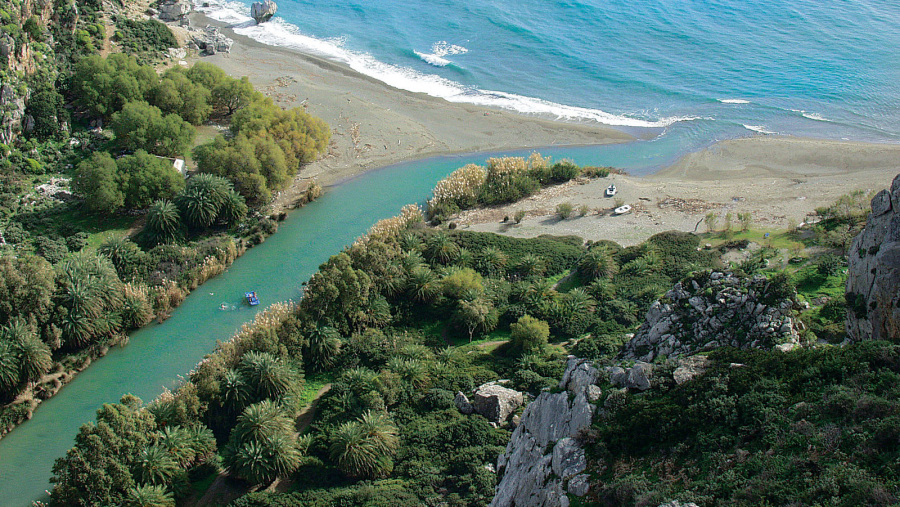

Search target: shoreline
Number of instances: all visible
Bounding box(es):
[179,13,899,243]
[455,136,900,246]
[182,12,635,209]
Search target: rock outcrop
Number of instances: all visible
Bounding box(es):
[471,382,523,423]
[846,174,900,342]
[158,0,192,21]
[190,26,233,55]
[491,357,599,507]
[622,271,801,362]
[0,83,25,145]
[251,0,278,24]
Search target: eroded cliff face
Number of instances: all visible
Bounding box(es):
[490,357,600,507]
[846,174,900,342]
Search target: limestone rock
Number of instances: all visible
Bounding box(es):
[251,0,278,24]
[559,356,600,396]
[551,437,586,480]
[587,385,602,402]
[658,502,700,507]
[608,366,627,386]
[625,361,653,391]
[846,174,900,342]
[472,383,523,423]
[158,0,191,21]
[567,474,590,497]
[673,355,710,385]
[622,271,801,361]
[455,391,474,415]
[491,381,595,507]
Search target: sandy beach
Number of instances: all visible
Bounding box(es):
[180,15,899,238]
[182,13,633,209]
[458,137,900,245]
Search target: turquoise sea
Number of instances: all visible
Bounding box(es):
[200,0,900,163]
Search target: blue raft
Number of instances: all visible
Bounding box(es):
[245,291,260,306]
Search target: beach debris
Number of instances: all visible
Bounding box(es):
[251,0,278,24]
[657,197,720,214]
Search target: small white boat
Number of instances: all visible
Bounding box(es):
[614,204,632,215]
[605,184,617,197]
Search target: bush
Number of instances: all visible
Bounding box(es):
[510,315,549,354]
[556,202,574,219]
[549,160,579,182]
[513,209,526,224]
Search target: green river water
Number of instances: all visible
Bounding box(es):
[0,136,689,505]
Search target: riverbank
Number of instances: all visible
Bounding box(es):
[455,137,900,245]
[183,12,634,211]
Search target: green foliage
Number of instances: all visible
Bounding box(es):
[116,18,177,58]
[72,54,158,116]
[51,251,124,349]
[590,342,900,506]
[117,150,186,208]
[111,101,195,156]
[556,201,574,219]
[0,319,52,401]
[25,85,68,140]
[175,174,246,229]
[329,410,400,479]
[453,230,584,277]
[510,315,550,354]
[144,200,183,245]
[73,151,124,214]
[223,400,306,485]
[49,395,157,506]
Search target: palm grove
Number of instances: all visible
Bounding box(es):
[0,11,329,431]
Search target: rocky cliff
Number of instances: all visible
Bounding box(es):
[846,174,900,341]
[490,357,600,507]
[621,271,802,361]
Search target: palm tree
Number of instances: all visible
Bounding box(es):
[339,367,380,394]
[225,401,302,485]
[397,231,422,253]
[304,325,341,372]
[398,250,425,273]
[228,440,272,484]
[516,254,545,279]
[0,340,20,396]
[478,246,508,277]
[259,431,302,477]
[221,369,252,412]
[386,357,429,390]
[406,266,439,303]
[124,484,174,507]
[186,425,217,463]
[145,200,182,245]
[329,410,398,479]
[424,232,459,265]
[98,237,143,277]
[577,248,619,281]
[133,445,180,486]
[158,426,195,467]
[229,399,294,444]
[175,174,232,229]
[13,328,52,386]
[238,351,300,400]
[54,253,124,349]
[218,190,248,226]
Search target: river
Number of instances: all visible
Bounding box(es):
[0,136,690,505]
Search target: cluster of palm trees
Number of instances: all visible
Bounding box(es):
[0,319,52,401]
[145,174,248,246]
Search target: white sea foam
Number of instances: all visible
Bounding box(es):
[743,124,776,134]
[415,41,468,67]
[193,0,691,128]
[790,109,834,122]
[718,99,750,104]
[414,51,451,67]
